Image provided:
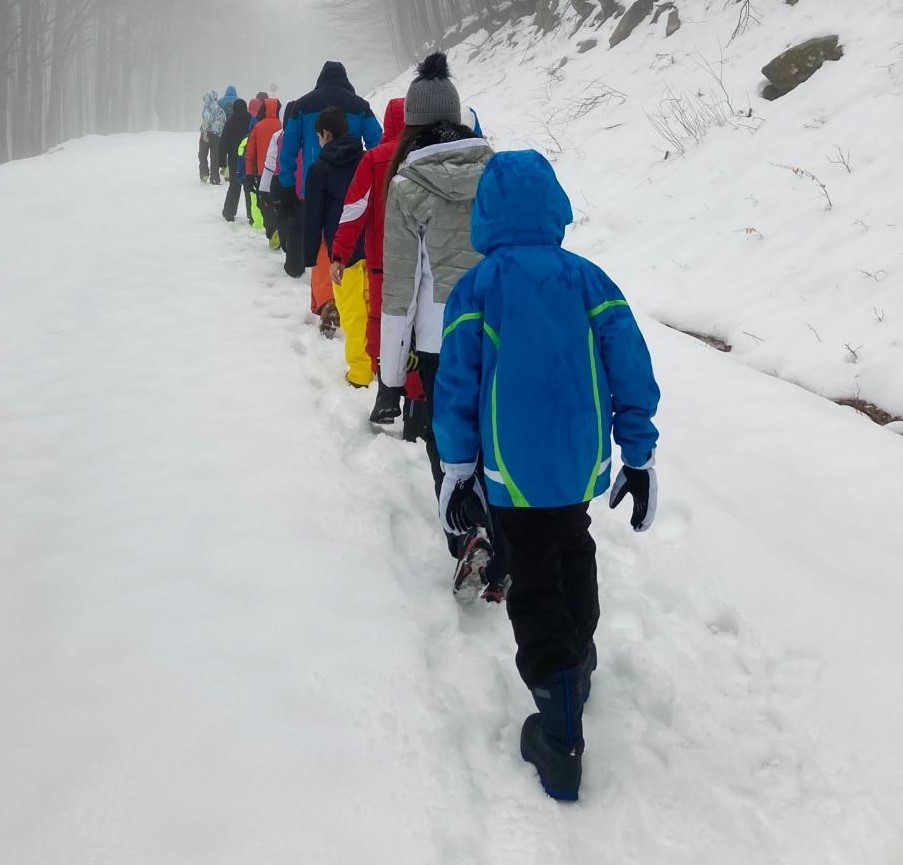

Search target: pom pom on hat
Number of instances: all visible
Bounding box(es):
[405,52,461,126]
[416,52,450,81]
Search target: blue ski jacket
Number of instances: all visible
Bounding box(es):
[219,85,238,114]
[433,149,660,509]
[278,62,382,196]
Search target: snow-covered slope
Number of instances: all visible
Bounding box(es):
[373,0,903,421]
[1,126,902,863]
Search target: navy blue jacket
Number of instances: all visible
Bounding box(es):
[304,134,365,268]
[279,62,382,196]
[434,150,660,508]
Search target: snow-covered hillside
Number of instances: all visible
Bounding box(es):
[1,2,902,861]
[373,0,903,423]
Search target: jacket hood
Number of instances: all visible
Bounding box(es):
[222,86,238,101]
[320,133,364,167]
[248,98,262,118]
[316,61,354,93]
[203,90,219,107]
[382,98,406,142]
[400,138,493,203]
[471,150,572,255]
[230,99,250,122]
[263,97,279,120]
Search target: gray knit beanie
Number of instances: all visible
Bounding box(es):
[405,53,461,126]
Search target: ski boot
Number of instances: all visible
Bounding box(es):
[452,527,492,601]
[521,665,585,801]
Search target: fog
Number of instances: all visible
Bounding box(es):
[0,0,403,164]
[0,0,548,164]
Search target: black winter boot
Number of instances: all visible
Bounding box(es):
[369,375,404,424]
[521,665,584,801]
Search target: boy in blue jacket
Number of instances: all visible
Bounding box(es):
[433,150,660,802]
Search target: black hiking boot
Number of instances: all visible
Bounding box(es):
[369,376,404,424]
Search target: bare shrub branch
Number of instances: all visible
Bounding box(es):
[771,163,833,210]
[728,0,761,45]
[827,146,853,174]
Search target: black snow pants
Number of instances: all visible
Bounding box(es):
[269,178,288,250]
[198,133,221,182]
[283,197,306,277]
[492,503,599,689]
[222,179,243,220]
[418,352,509,585]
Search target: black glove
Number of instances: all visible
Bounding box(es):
[440,474,488,535]
[609,465,658,532]
[258,189,271,207]
[281,185,300,215]
[406,351,420,372]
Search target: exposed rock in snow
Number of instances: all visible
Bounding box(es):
[609,0,653,47]
[762,35,844,100]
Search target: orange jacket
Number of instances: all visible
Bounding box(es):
[245,98,281,178]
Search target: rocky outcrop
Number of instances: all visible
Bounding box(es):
[666,8,681,36]
[650,2,680,35]
[609,0,654,47]
[761,35,843,99]
[593,0,626,28]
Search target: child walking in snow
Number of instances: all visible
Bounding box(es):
[199,90,226,185]
[381,53,508,601]
[432,149,660,801]
[303,108,372,386]
[330,96,428,438]
[220,98,252,222]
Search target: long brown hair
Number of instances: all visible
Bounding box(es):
[384,124,431,201]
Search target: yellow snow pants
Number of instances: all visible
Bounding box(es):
[333,261,373,387]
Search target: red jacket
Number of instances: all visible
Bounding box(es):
[245,98,281,178]
[331,97,405,271]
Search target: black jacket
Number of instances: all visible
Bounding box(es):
[304,134,365,268]
[219,101,251,173]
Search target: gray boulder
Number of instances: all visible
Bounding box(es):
[610,0,654,47]
[762,35,843,99]
[666,8,681,36]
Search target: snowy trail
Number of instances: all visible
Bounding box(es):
[1,134,902,864]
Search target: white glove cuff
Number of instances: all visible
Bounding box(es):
[625,450,656,471]
[440,461,477,481]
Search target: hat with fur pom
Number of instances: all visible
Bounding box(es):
[405,52,461,126]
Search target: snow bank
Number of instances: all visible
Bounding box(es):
[373,0,903,419]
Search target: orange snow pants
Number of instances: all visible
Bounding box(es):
[310,241,334,315]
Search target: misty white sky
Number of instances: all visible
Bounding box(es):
[199,1,404,108]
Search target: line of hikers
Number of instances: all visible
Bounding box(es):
[198,54,661,803]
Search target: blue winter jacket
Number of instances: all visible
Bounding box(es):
[278,62,382,195]
[434,150,660,509]
[219,86,238,114]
